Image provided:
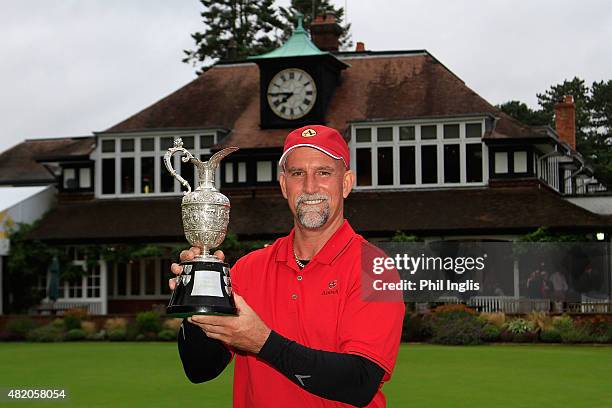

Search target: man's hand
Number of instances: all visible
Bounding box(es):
[169,247,224,291]
[188,294,271,355]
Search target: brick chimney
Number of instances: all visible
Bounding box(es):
[554,95,576,149]
[355,42,366,52]
[310,13,342,52]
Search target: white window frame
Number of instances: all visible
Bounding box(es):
[93,130,222,198]
[350,118,489,190]
[58,260,104,301]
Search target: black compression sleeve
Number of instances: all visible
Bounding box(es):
[258,330,385,407]
[177,319,232,383]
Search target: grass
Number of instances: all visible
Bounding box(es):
[0,343,611,407]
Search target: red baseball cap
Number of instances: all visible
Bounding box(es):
[279,125,350,169]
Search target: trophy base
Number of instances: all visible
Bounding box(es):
[166,304,237,318]
[166,259,237,318]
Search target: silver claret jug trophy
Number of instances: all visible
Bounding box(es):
[164,138,239,317]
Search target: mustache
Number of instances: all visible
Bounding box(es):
[296,193,329,207]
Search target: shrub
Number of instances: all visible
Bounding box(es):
[540,328,562,343]
[87,330,106,341]
[402,313,431,342]
[104,317,128,332]
[27,324,65,342]
[526,311,551,331]
[512,331,538,343]
[431,303,477,318]
[63,315,82,331]
[163,318,183,332]
[505,318,536,335]
[158,329,177,341]
[560,327,595,343]
[481,324,501,342]
[63,308,88,331]
[66,328,86,341]
[430,316,483,345]
[552,315,574,332]
[479,312,506,328]
[107,329,127,341]
[136,311,162,335]
[80,321,97,336]
[6,318,37,340]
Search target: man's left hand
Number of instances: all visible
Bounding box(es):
[188,294,271,354]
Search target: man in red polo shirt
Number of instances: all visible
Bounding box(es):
[170,125,405,407]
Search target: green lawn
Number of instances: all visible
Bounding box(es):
[0,343,610,407]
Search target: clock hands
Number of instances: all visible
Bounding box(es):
[268,91,295,104]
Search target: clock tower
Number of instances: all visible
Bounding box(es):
[249,15,349,129]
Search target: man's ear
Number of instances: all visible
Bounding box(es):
[342,169,355,198]
[279,171,288,199]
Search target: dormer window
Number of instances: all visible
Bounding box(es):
[96,131,221,197]
[351,120,487,189]
[61,165,93,192]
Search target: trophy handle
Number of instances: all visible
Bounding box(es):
[164,139,196,194]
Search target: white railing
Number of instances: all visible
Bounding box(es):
[467,296,551,313]
[38,300,103,315]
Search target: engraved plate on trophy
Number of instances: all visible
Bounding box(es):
[164,138,238,317]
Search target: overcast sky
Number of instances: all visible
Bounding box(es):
[1,0,611,154]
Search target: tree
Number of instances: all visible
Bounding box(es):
[183,0,285,73]
[278,0,352,49]
[498,77,612,185]
[497,100,548,126]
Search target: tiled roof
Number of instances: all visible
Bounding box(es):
[105,52,546,148]
[0,137,94,185]
[28,185,608,243]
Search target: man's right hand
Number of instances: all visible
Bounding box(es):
[169,248,225,291]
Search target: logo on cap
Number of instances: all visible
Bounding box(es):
[301,128,317,138]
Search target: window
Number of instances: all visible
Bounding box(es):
[356,148,372,186]
[514,151,527,173]
[400,146,416,184]
[225,162,234,183]
[102,158,115,194]
[99,132,218,197]
[108,258,177,298]
[377,147,393,185]
[399,126,415,141]
[466,123,482,138]
[121,158,135,194]
[102,140,115,153]
[421,125,437,140]
[352,121,487,188]
[256,161,273,182]
[144,260,156,295]
[377,127,393,142]
[121,139,134,152]
[238,162,247,183]
[466,144,483,182]
[200,135,215,148]
[141,157,155,194]
[421,145,438,183]
[443,144,460,183]
[141,138,154,151]
[356,128,371,143]
[79,168,91,189]
[495,152,509,174]
[180,159,195,191]
[443,124,459,139]
[63,168,77,189]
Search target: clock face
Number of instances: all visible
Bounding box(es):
[267,68,317,120]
